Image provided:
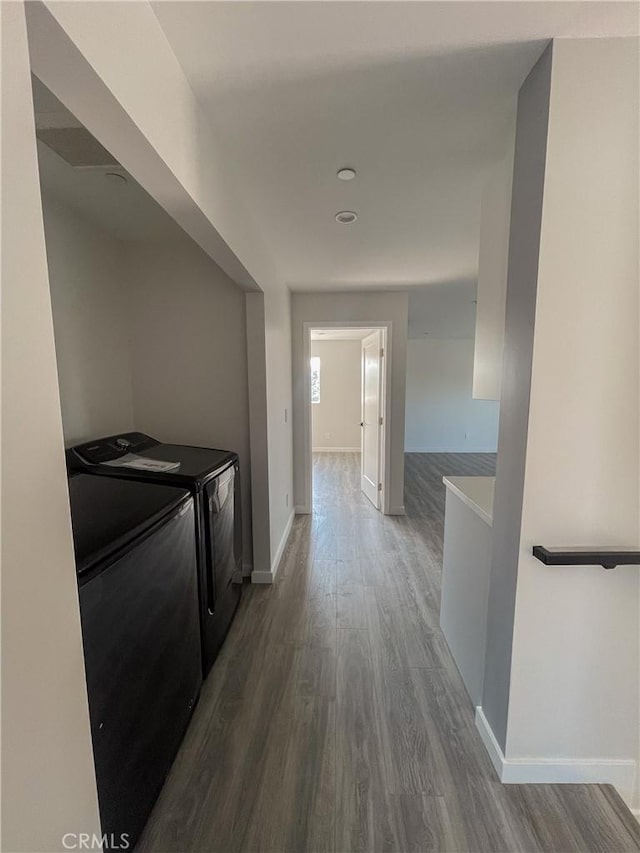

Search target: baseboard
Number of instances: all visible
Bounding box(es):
[312,446,360,452]
[475,706,508,780]
[242,562,253,578]
[252,509,295,585]
[388,505,406,516]
[294,504,310,514]
[250,570,273,584]
[272,509,295,580]
[475,706,637,807]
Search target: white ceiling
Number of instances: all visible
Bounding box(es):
[153,1,638,292]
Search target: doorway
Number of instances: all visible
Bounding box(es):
[308,325,388,513]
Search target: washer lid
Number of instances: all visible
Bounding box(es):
[68,474,191,576]
[69,434,236,485]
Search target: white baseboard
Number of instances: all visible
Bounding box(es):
[475,706,637,807]
[251,509,295,585]
[312,446,360,452]
[475,706,510,781]
[388,505,406,516]
[294,504,310,514]
[250,570,273,584]
[272,509,295,580]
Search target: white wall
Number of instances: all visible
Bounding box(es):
[245,293,272,578]
[481,44,552,756]
[480,38,639,809]
[264,286,295,570]
[472,130,515,401]
[42,195,135,444]
[405,337,499,452]
[1,4,101,849]
[506,37,639,806]
[126,232,253,569]
[292,291,408,515]
[311,339,362,451]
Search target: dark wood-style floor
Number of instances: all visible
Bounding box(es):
[138,452,640,852]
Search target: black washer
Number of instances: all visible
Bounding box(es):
[67,432,243,677]
[69,474,202,847]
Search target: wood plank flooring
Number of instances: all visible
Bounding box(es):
[138,452,640,853]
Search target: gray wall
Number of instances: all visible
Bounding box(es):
[405,337,499,452]
[43,196,135,444]
[481,43,552,751]
[42,193,254,568]
[126,232,253,568]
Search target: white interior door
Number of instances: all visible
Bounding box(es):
[361,330,382,508]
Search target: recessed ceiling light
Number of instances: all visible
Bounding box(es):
[105,172,127,185]
[335,210,357,224]
[337,168,356,181]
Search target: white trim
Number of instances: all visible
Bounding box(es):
[475,706,506,780]
[475,706,637,806]
[312,446,361,453]
[252,509,295,585]
[388,505,406,516]
[303,320,394,516]
[250,570,273,584]
[273,509,295,579]
[294,504,310,515]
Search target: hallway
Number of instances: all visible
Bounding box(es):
[139,453,640,853]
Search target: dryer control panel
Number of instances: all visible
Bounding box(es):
[71,432,158,465]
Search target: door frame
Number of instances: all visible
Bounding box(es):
[303,320,392,515]
[360,329,384,510]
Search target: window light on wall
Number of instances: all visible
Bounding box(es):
[310,357,321,404]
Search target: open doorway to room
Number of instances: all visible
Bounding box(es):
[308,326,387,514]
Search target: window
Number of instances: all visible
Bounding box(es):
[310,356,321,404]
